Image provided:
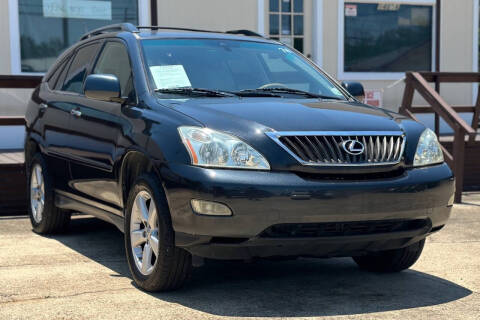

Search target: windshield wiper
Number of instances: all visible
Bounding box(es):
[229,90,282,97]
[238,88,344,100]
[155,87,236,97]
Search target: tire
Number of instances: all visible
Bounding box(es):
[124,173,192,292]
[27,153,71,234]
[352,239,425,273]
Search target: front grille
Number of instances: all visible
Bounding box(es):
[266,131,405,166]
[260,219,429,238]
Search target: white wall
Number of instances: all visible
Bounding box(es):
[156,0,258,31]
[0,0,477,118]
[0,1,11,75]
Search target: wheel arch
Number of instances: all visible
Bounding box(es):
[119,150,167,209]
[24,137,41,168]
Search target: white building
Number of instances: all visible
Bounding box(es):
[0,0,478,117]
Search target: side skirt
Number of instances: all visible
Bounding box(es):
[55,191,125,233]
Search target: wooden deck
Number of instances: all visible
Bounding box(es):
[0,151,24,164]
[400,72,480,202]
[0,150,26,215]
[440,141,480,190]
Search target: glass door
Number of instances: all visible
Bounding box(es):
[267,0,313,58]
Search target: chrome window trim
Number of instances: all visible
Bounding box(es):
[265,131,406,167]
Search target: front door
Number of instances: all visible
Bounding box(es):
[67,40,136,211]
[265,0,313,59]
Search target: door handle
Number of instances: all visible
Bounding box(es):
[70,109,82,117]
[40,103,48,109]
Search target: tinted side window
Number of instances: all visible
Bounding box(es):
[93,42,135,99]
[54,57,72,91]
[47,56,70,90]
[62,43,99,94]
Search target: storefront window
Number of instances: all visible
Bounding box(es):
[18,0,138,73]
[344,2,433,73]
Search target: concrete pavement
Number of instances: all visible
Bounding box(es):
[0,193,479,320]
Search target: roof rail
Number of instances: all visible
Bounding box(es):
[137,26,218,34]
[80,24,265,41]
[137,26,264,38]
[80,23,138,40]
[225,29,263,37]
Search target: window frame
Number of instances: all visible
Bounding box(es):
[337,0,437,81]
[7,0,149,75]
[267,0,306,53]
[262,0,324,67]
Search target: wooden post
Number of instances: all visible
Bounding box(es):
[470,89,480,144]
[400,74,414,115]
[453,128,465,203]
[434,75,441,138]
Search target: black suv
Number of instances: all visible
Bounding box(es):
[25,23,454,291]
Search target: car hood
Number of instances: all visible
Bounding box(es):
[164,98,404,133]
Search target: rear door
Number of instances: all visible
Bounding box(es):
[67,40,136,210]
[47,41,101,193]
[37,54,74,190]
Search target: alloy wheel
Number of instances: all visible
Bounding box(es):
[130,190,159,276]
[30,164,45,223]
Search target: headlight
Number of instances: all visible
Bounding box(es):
[413,128,444,167]
[178,126,270,170]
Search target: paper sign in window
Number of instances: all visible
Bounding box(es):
[43,0,112,20]
[150,65,192,89]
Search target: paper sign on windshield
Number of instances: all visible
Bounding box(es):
[150,65,192,89]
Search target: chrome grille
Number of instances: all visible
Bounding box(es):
[266,131,405,166]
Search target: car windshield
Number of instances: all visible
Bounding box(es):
[141,38,347,100]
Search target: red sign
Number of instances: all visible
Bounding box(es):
[345,4,357,17]
[364,89,383,107]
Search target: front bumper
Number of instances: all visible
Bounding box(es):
[161,163,454,259]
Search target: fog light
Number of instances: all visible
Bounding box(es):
[191,199,232,216]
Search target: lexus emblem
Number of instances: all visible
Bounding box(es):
[342,140,365,155]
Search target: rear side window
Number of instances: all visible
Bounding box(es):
[93,41,135,99]
[47,56,70,90]
[62,43,99,94]
[54,58,72,91]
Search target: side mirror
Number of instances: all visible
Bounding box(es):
[341,81,365,102]
[84,74,123,103]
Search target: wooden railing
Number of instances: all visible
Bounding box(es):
[0,75,41,215]
[400,72,479,203]
[0,116,26,126]
[0,75,41,126]
[0,75,42,88]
